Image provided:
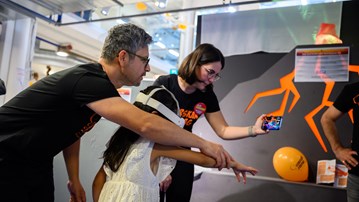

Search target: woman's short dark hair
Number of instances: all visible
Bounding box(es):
[178,43,225,88]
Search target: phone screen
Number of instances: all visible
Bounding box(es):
[262,116,283,130]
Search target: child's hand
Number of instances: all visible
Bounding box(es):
[231,161,258,184]
[159,175,172,192]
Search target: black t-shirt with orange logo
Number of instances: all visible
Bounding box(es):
[0,63,119,176]
[154,74,220,201]
[154,74,220,132]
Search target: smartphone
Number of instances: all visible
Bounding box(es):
[261,116,283,130]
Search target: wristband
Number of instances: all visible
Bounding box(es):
[248,126,257,137]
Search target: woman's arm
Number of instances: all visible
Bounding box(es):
[205,111,268,140]
[92,165,106,202]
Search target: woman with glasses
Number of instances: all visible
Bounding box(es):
[154,43,269,202]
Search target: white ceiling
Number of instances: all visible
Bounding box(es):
[8,0,213,76]
[3,0,343,78]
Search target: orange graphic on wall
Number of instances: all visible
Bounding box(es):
[245,65,359,152]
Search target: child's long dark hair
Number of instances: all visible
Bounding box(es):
[102,85,179,172]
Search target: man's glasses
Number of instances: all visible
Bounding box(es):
[203,67,221,81]
[126,50,150,68]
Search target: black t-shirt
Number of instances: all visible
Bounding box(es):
[154,74,220,200]
[0,63,119,165]
[333,82,359,175]
[154,74,220,132]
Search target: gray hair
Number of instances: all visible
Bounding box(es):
[101,23,153,63]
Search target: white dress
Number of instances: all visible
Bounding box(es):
[98,137,176,202]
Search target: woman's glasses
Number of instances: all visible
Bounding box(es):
[203,67,221,81]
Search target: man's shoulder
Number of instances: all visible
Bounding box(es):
[76,63,101,70]
[60,63,102,76]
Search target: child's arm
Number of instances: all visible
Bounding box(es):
[153,144,217,167]
[153,144,258,184]
[229,160,258,184]
[92,165,106,202]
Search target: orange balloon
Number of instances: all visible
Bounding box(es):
[273,147,308,182]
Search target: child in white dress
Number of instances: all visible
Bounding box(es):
[92,86,258,202]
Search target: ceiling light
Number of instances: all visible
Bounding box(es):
[56,50,69,57]
[155,41,166,49]
[168,49,179,57]
[101,7,110,16]
[301,0,308,6]
[228,6,236,13]
[56,44,72,57]
[116,19,127,24]
[155,0,168,9]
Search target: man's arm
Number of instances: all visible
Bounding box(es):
[321,105,358,169]
[87,96,231,169]
[321,106,344,152]
[63,140,86,202]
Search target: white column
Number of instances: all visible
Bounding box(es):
[0,17,36,104]
[177,0,206,64]
[178,10,196,64]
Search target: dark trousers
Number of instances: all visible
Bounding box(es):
[0,157,55,202]
[160,160,194,202]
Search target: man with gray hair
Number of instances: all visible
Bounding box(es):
[0,23,231,202]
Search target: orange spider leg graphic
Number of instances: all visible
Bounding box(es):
[245,58,358,152]
[304,81,334,152]
[244,70,300,116]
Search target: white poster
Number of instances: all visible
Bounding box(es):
[295,46,349,82]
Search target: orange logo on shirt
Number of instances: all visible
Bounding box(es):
[181,109,199,126]
[75,113,98,138]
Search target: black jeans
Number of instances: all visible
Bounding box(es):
[160,160,194,202]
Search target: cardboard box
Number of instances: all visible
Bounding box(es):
[334,164,348,188]
[316,159,336,184]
